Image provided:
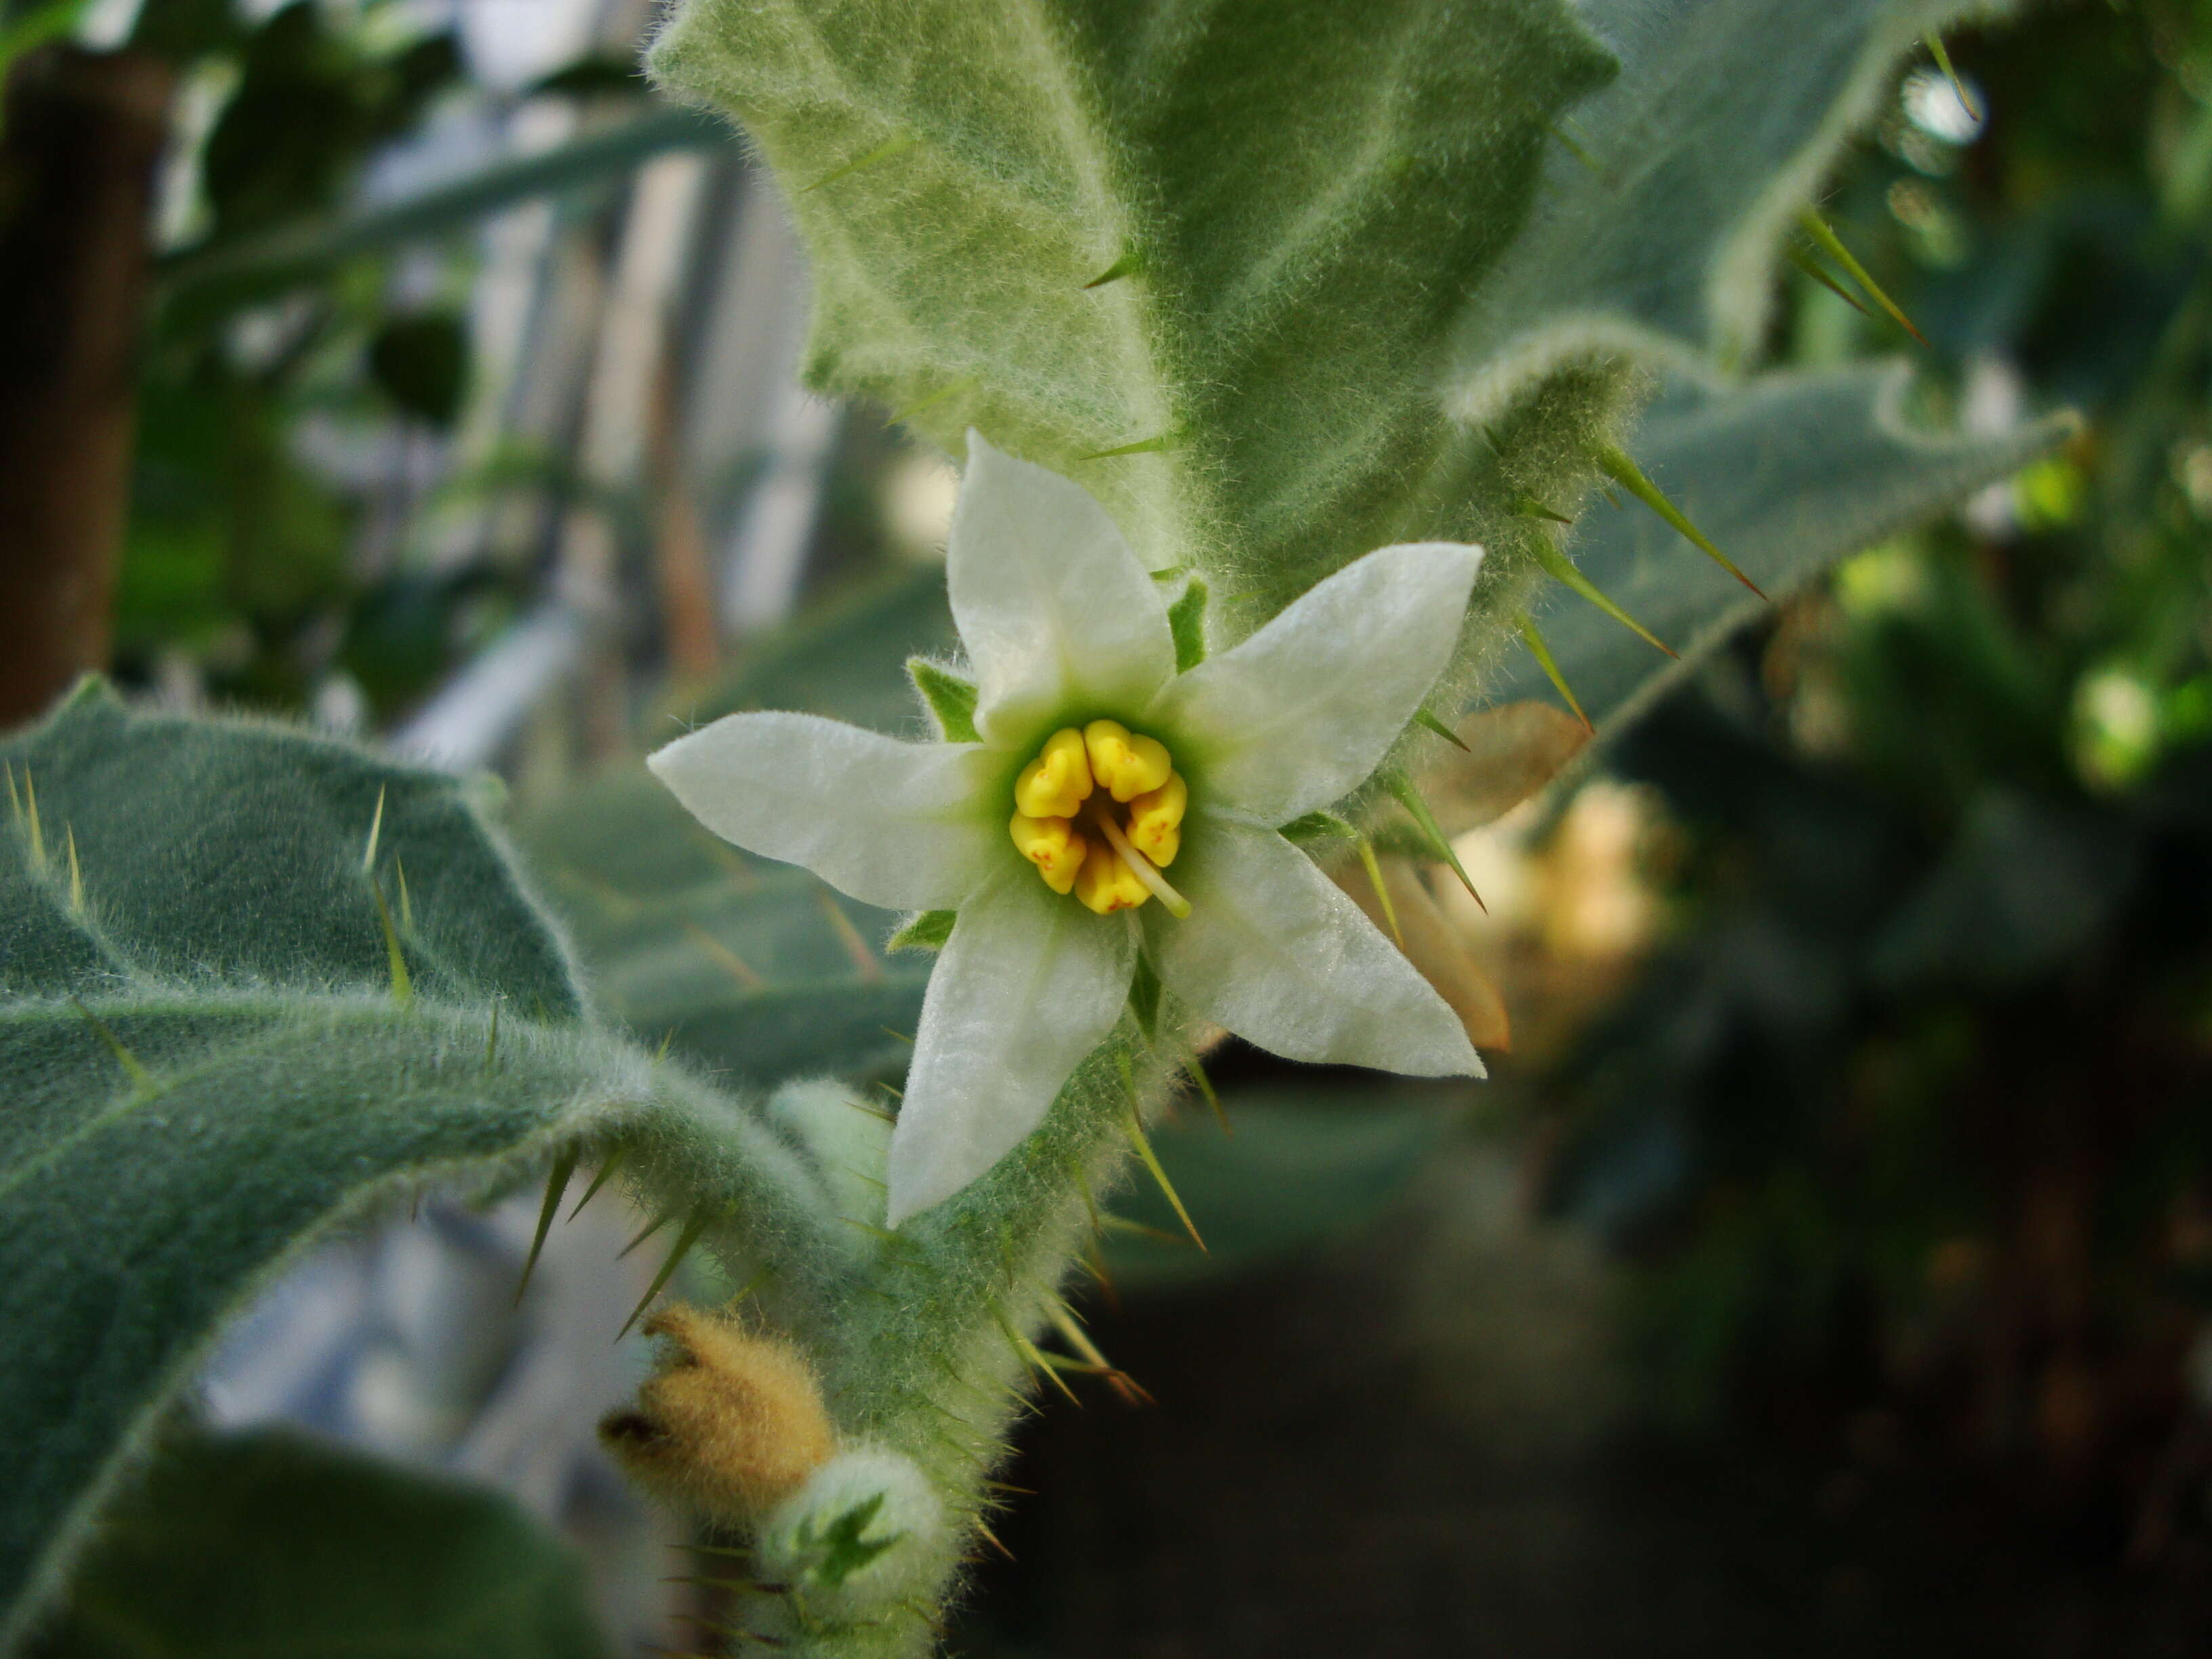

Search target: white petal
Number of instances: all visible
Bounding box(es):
[949,432,1176,747]
[1145,813,1481,1077]
[1147,541,1482,823]
[648,712,998,911]
[887,869,1136,1225]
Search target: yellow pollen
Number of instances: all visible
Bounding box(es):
[1014,727,1093,819]
[1084,720,1172,802]
[1075,840,1149,914]
[1011,723,1191,913]
[1008,812,1088,895]
[1125,772,1187,867]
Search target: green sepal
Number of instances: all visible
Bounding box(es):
[1278,810,1356,846]
[796,1492,904,1589]
[1166,578,1208,673]
[907,657,980,743]
[887,909,958,952]
[1128,952,1162,1038]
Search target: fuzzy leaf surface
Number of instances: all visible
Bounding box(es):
[1446,0,1995,421]
[651,0,1617,604]
[0,689,830,1647]
[1487,365,2078,734]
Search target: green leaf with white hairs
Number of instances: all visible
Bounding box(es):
[1486,364,2080,735]
[1442,0,2011,418]
[652,0,2044,693]
[650,0,1616,618]
[0,687,852,1647]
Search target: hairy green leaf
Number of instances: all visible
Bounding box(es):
[26,1428,611,1659]
[1446,0,2001,419]
[652,0,2053,754]
[0,687,838,1646]
[651,0,1616,612]
[1486,364,2078,735]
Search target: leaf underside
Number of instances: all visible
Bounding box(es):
[651,0,1618,613]
[653,0,2051,733]
[1446,0,1987,418]
[1487,364,2078,735]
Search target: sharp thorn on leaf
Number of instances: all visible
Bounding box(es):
[1185,1050,1229,1138]
[1796,205,1929,346]
[568,1146,624,1218]
[1592,442,1765,599]
[371,879,413,1004]
[70,994,149,1088]
[618,1207,720,1341]
[1924,32,1982,123]
[1357,832,1405,947]
[801,131,916,193]
[361,783,385,873]
[1415,707,1470,750]
[1082,246,1144,289]
[888,375,980,428]
[1515,611,1595,733]
[1786,243,1873,319]
[1530,539,1677,659]
[517,1147,580,1306]
[619,1207,678,1261]
[1386,773,1486,912]
[1122,1105,1206,1251]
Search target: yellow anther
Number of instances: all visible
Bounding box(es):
[1083,720,1172,802]
[1125,771,1187,867]
[1008,813,1087,895]
[1075,840,1150,914]
[1014,727,1093,819]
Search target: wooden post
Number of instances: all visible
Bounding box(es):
[0,47,174,727]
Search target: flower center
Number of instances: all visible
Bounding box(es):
[1008,720,1191,916]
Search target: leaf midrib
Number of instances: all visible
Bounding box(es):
[0,996,510,1209]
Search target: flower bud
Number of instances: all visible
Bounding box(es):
[756,1446,948,1615]
[599,1304,835,1523]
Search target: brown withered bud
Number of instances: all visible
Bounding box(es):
[1428,701,1590,836]
[599,1303,837,1522]
[1338,853,1512,1053]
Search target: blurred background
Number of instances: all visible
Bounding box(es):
[7,0,2212,1654]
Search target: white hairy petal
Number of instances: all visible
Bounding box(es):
[1147,541,1483,823]
[887,869,1137,1225]
[648,712,999,912]
[1145,812,1482,1077]
[949,431,1176,747]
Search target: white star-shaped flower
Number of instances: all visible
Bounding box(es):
[650,434,1485,1224]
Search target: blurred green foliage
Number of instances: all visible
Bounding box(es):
[28,1428,611,1659]
[1545,1,2212,1502]
[105,0,478,710]
[70,0,746,720]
